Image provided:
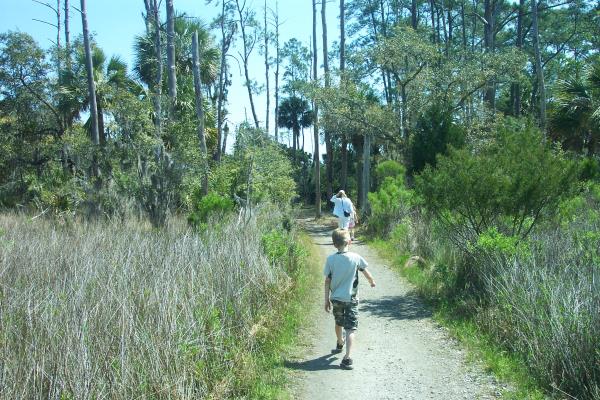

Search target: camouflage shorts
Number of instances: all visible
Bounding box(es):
[332,299,359,331]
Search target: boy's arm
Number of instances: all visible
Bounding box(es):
[361,269,376,287]
[324,276,332,312]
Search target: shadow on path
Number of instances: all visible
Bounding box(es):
[284,353,340,371]
[360,294,432,321]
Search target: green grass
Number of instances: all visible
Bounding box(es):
[241,233,322,399]
[368,238,549,400]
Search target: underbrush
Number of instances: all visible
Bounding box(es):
[371,196,600,400]
[0,206,314,399]
[366,139,599,399]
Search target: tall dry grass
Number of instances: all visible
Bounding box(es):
[392,209,600,399]
[480,221,600,399]
[0,210,290,399]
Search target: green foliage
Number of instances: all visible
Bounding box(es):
[475,227,530,259]
[367,161,415,237]
[187,192,235,230]
[549,57,600,155]
[233,124,297,206]
[375,160,405,182]
[409,104,465,175]
[416,123,579,242]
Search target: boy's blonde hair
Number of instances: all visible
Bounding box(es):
[332,228,351,248]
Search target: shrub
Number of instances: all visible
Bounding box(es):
[409,104,466,175]
[367,161,415,237]
[416,124,579,245]
[188,192,235,230]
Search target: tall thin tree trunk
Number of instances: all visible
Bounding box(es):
[56,0,61,72]
[312,0,321,218]
[236,0,260,129]
[513,0,524,116]
[461,0,467,51]
[153,0,163,137]
[340,0,348,190]
[531,0,546,131]
[166,0,177,110]
[430,0,437,43]
[264,0,270,136]
[80,0,99,179]
[361,134,371,212]
[215,0,228,161]
[274,1,280,142]
[64,0,70,63]
[412,0,418,28]
[483,0,496,108]
[222,122,229,155]
[322,0,333,199]
[192,31,209,195]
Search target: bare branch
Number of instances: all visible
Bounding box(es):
[32,18,58,28]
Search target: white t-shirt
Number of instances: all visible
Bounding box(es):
[324,251,368,302]
[330,196,353,218]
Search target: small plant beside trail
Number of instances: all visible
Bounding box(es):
[366,122,600,399]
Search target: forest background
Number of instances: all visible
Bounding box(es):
[0,0,599,398]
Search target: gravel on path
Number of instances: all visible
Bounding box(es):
[288,217,502,400]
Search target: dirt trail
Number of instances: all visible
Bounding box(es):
[287,217,501,400]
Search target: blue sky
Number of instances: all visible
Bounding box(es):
[1,0,341,153]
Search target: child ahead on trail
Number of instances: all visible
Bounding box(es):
[324,228,375,370]
[330,190,355,230]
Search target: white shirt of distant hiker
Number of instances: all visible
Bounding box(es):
[324,251,368,302]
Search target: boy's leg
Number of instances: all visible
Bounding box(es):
[344,329,355,359]
[335,324,344,345]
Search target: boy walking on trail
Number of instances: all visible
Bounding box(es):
[324,228,376,370]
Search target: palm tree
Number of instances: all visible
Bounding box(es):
[550,59,600,155]
[277,96,313,163]
[61,45,142,145]
[133,12,219,125]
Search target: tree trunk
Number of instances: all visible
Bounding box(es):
[192,31,209,195]
[80,0,99,181]
[430,0,437,43]
[80,0,99,147]
[361,134,371,212]
[531,0,546,132]
[412,0,418,29]
[264,0,270,136]
[153,0,163,137]
[312,0,321,218]
[166,0,177,109]
[215,0,228,161]
[341,136,348,190]
[274,1,280,142]
[511,0,524,116]
[483,0,496,108]
[98,102,105,145]
[236,0,260,129]
[340,0,348,190]
[56,0,61,72]
[222,123,229,155]
[322,0,333,199]
[64,0,70,63]
[461,0,467,51]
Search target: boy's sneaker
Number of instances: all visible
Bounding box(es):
[340,357,353,370]
[331,341,344,354]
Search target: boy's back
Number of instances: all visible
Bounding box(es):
[324,229,375,370]
[324,251,368,303]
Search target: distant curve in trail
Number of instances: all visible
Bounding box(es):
[288,217,501,400]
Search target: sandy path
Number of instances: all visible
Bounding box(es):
[287,217,501,399]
